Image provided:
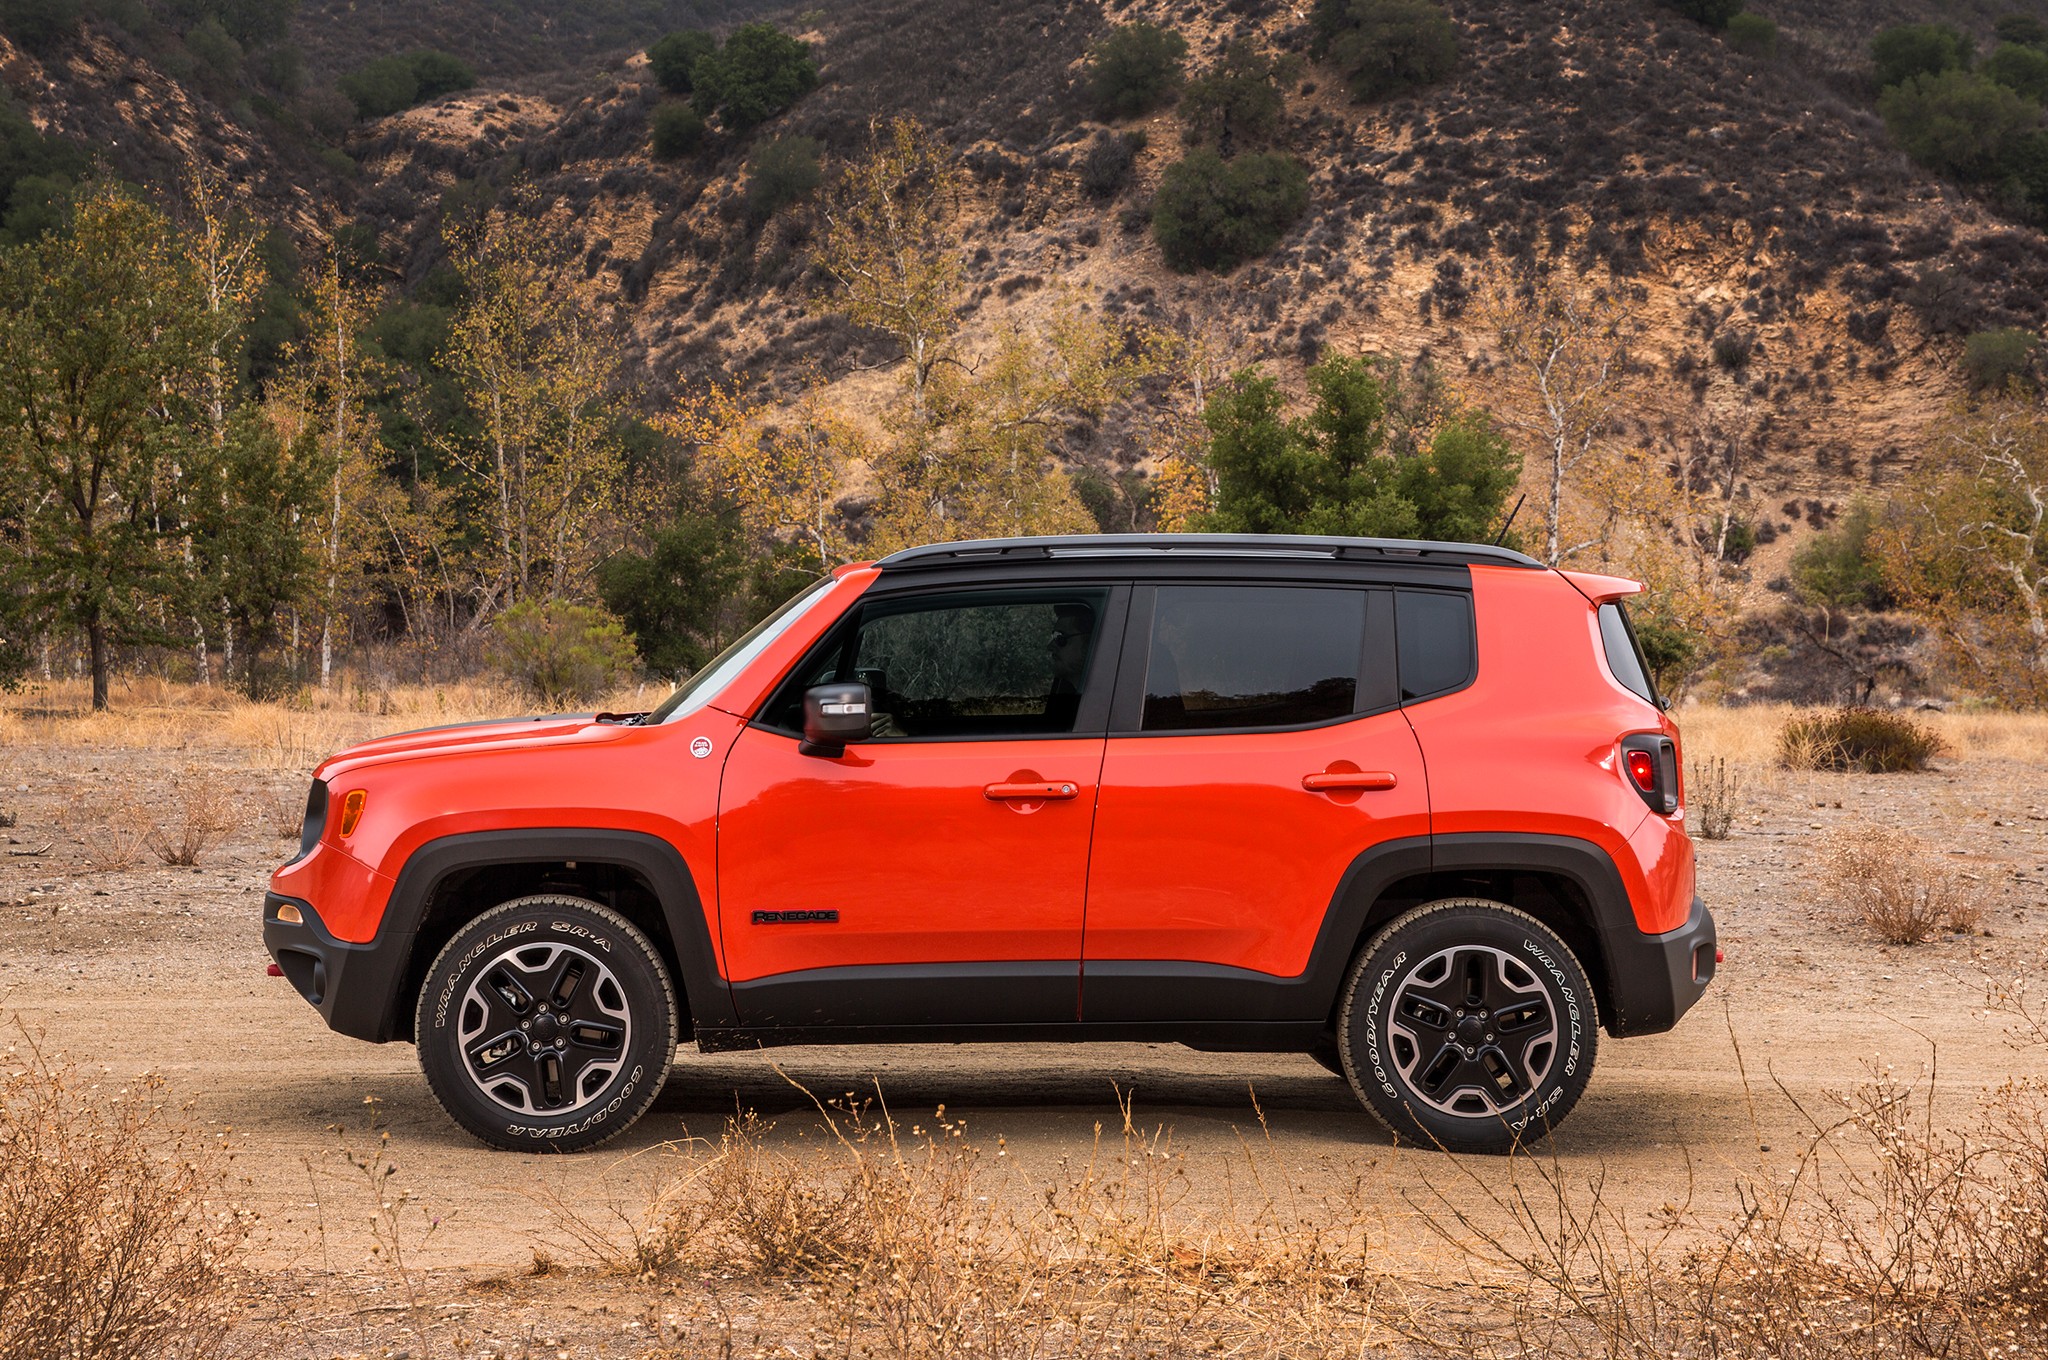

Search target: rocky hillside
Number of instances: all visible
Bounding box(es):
[11,0,2048,584]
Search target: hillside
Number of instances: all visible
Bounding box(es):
[11,0,2048,589]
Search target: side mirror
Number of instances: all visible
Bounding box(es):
[800,682,872,757]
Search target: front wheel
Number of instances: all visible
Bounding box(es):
[416,895,677,1151]
[1336,900,1598,1154]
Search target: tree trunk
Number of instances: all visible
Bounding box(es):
[87,616,109,712]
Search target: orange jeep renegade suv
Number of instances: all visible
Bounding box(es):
[263,534,1714,1154]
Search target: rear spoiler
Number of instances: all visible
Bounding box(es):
[1558,570,1647,605]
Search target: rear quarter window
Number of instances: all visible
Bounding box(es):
[1395,589,1474,702]
[1598,602,1659,707]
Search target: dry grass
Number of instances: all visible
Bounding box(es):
[546,1085,1399,1359]
[142,766,240,867]
[59,793,153,872]
[1813,823,1986,946]
[1687,756,1743,840]
[0,1025,247,1360]
[1410,1005,2048,1360]
[1780,707,1946,773]
[1681,703,2048,767]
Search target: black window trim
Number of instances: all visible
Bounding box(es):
[1394,585,1480,707]
[1107,583,1400,738]
[749,582,1130,743]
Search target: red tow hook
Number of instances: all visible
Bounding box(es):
[266,963,284,977]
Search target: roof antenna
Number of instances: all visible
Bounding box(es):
[1491,493,1526,547]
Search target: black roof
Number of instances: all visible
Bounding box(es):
[874,534,1544,572]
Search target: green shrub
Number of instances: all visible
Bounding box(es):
[1666,0,1743,29]
[1151,148,1308,272]
[1309,0,1458,102]
[1995,14,2048,49]
[1179,41,1289,153]
[1778,707,1943,773]
[648,29,716,94]
[1711,330,1754,369]
[1079,130,1142,198]
[184,16,243,84]
[690,23,816,130]
[184,0,296,46]
[745,134,821,224]
[1870,23,1973,90]
[1878,70,2038,183]
[337,49,474,118]
[1790,502,1892,610]
[1984,42,2048,103]
[0,0,81,52]
[1724,12,1777,57]
[595,506,747,677]
[651,101,705,158]
[1084,21,1188,118]
[490,600,640,705]
[407,49,475,101]
[1963,326,2041,390]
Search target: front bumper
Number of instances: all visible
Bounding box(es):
[262,893,411,1042]
[1600,894,1716,1037]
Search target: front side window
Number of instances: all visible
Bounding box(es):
[761,589,1110,739]
[1142,586,1366,731]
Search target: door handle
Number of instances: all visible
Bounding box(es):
[984,781,1080,801]
[1302,771,1398,792]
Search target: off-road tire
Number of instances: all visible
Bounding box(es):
[416,895,676,1152]
[1336,899,1598,1154]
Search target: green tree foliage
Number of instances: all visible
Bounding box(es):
[1083,21,1188,119]
[1878,69,2040,184]
[1179,42,1290,155]
[1965,327,2042,390]
[744,135,821,225]
[1308,0,1458,102]
[648,29,716,93]
[1152,149,1308,272]
[489,600,639,705]
[1725,12,1777,57]
[166,0,297,47]
[1985,42,2048,104]
[1196,354,1520,543]
[1996,14,2048,49]
[0,98,87,246]
[0,187,209,709]
[650,102,705,159]
[184,17,245,86]
[338,49,475,119]
[690,23,816,130]
[595,503,746,676]
[0,0,80,53]
[1791,502,1892,610]
[1665,0,1743,29]
[1870,23,1973,90]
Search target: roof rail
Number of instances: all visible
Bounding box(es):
[874,534,1544,571]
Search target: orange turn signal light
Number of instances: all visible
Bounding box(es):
[275,903,303,925]
[339,790,367,837]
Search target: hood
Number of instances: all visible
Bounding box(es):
[316,713,636,779]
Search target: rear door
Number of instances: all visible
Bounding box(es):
[716,585,1123,1029]
[1080,582,1431,1021]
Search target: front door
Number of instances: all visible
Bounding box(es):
[716,586,1120,1029]
[1081,583,1432,1022]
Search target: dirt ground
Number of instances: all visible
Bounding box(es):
[3,714,2046,1358]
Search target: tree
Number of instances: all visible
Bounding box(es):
[1985,41,2048,103]
[489,600,638,705]
[1664,0,1742,29]
[1478,265,1638,566]
[1966,328,2041,391]
[1151,149,1309,272]
[1870,24,1973,90]
[1872,398,2048,705]
[1996,15,2048,50]
[677,375,859,576]
[1878,70,2041,184]
[651,103,705,159]
[744,135,822,226]
[595,501,746,677]
[1724,13,1778,58]
[1194,354,1520,542]
[442,208,628,612]
[1309,0,1458,103]
[815,118,964,419]
[0,0,80,53]
[647,29,716,94]
[0,186,208,710]
[1083,21,1188,118]
[1179,42,1291,156]
[690,23,816,130]
[1791,501,1892,611]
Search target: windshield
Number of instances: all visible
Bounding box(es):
[648,576,839,725]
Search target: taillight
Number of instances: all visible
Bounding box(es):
[1619,734,1679,814]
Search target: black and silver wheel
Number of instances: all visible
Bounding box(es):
[1336,899,1597,1154]
[415,895,676,1152]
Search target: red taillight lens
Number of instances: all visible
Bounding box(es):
[1626,749,1657,792]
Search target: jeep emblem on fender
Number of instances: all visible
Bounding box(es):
[690,736,713,759]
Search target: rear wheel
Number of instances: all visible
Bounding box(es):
[416,895,676,1152]
[1336,899,1597,1153]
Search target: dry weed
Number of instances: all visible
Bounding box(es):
[1814,823,1985,944]
[60,794,152,872]
[144,766,240,867]
[0,1026,247,1360]
[257,783,307,840]
[1687,756,1744,839]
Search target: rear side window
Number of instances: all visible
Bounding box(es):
[1599,602,1659,707]
[1395,589,1474,702]
[1143,586,1365,731]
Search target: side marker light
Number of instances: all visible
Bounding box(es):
[339,790,366,836]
